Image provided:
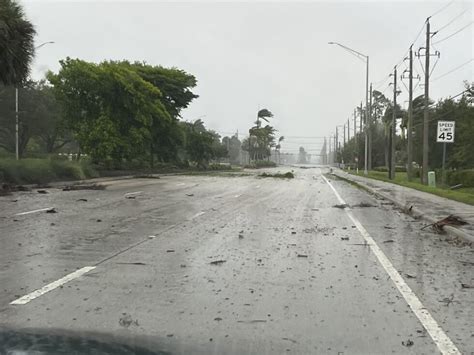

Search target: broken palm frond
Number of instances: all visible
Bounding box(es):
[421,215,468,233]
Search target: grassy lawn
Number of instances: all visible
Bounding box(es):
[348,170,474,206]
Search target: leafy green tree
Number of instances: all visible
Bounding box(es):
[47,59,171,164]
[0,0,36,85]
[183,119,226,168]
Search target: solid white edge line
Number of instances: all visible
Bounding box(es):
[10,266,96,305]
[322,175,461,355]
[15,207,54,216]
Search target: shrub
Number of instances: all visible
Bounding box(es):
[0,158,98,185]
[446,169,474,188]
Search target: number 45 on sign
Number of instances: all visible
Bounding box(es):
[437,121,455,143]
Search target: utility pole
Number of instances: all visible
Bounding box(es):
[347,118,350,142]
[422,18,430,184]
[407,45,414,181]
[390,66,397,180]
[343,123,346,146]
[353,109,358,170]
[335,129,338,164]
[359,102,363,132]
[368,83,373,170]
[329,136,332,164]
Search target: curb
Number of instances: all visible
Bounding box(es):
[331,172,474,245]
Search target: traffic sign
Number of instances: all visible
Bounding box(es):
[437,121,455,143]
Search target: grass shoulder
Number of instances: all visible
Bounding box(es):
[348,170,474,206]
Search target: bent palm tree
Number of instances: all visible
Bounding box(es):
[0,0,36,85]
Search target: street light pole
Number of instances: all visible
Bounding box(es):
[328,41,369,175]
[15,41,55,160]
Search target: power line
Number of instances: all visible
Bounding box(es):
[429,0,455,18]
[432,20,474,45]
[432,58,474,82]
[435,8,469,33]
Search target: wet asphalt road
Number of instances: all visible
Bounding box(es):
[0,167,473,354]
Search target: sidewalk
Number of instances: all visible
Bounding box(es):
[332,169,474,242]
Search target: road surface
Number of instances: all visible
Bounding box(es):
[0,167,472,354]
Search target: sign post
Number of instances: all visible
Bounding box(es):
[437,121,455,185]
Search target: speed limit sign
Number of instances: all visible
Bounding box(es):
[437,121,455,143]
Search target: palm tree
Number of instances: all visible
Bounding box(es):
[0,0,36,86]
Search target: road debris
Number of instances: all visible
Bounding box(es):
[340,237,349,241]
[422,214,468,233]
[439,294,455,306]
[166,249,175,253]
[333,204,349,209]
[37,190,48,194]
[63,184,105,191]
[405,273,416,279]
[352,202,376,208]
[96,219,102,222]
[45,208,57,214]
[186,193,194,197]
[461,283,473,289]
[291,231,296,235]
[210,260,226,265]
[214,317,223,321]
[259,172,294,179]
[402,339,414,347]
[116,262,146,265]
[297,254,308,258]
[383,226,395,230]
[118,313,139,328]
[382,239,395,243]
[76,198,88,202]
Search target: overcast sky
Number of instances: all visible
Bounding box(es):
[24,0,473,154]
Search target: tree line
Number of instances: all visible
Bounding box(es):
[0,58,232,168]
